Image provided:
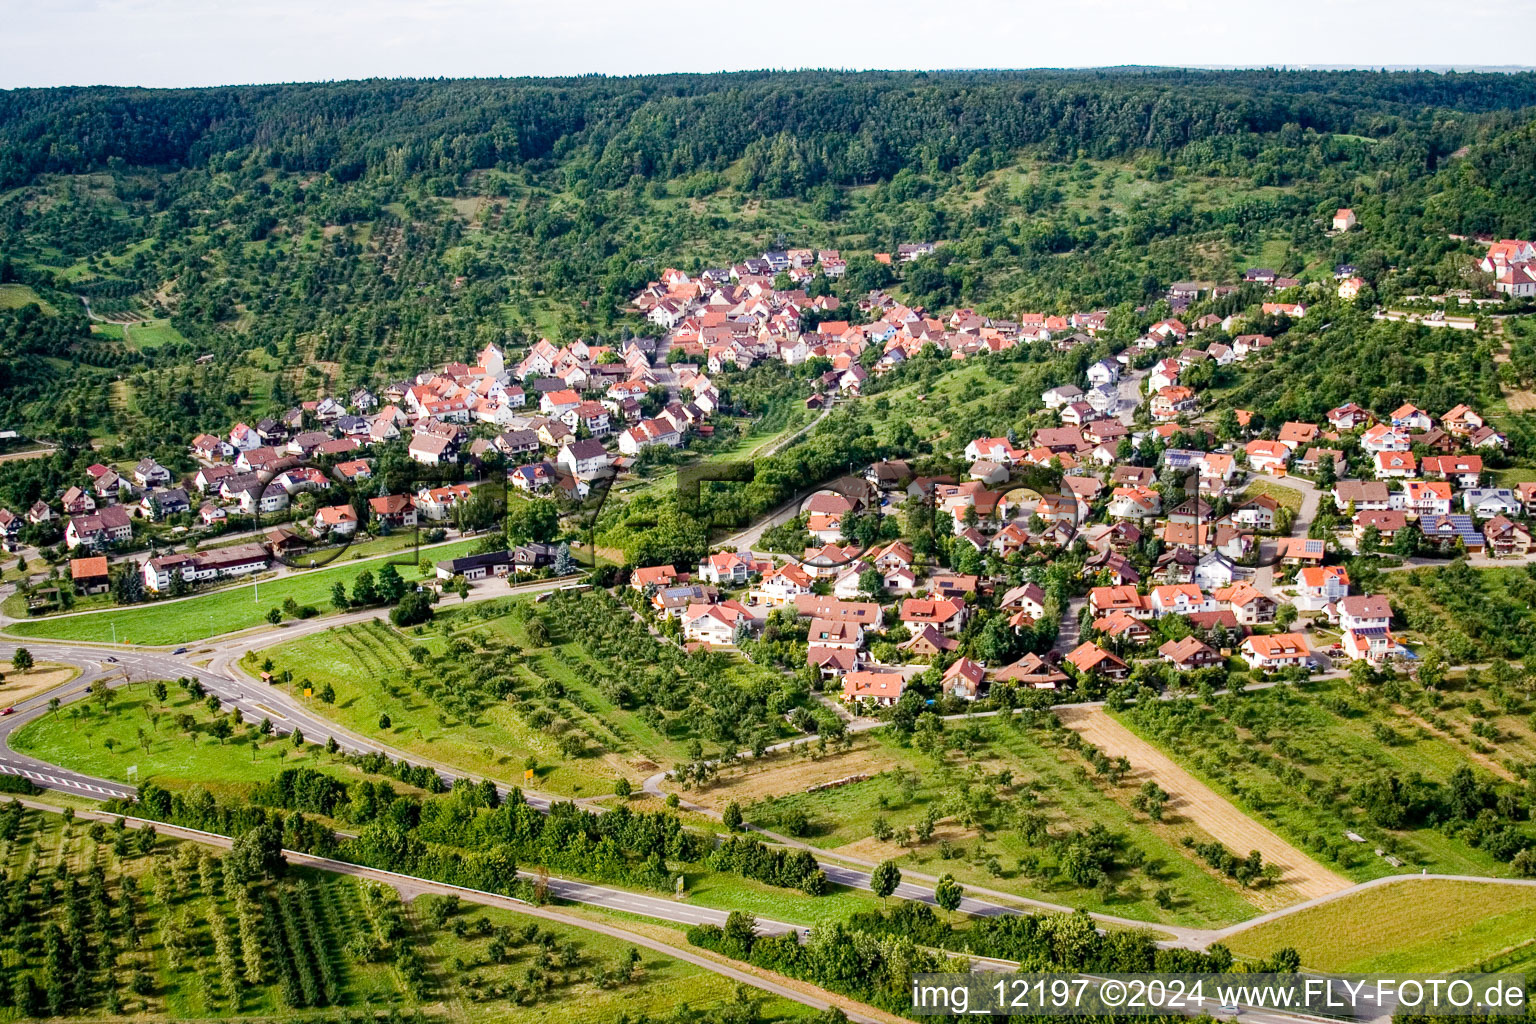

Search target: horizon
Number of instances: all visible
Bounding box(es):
[6,0,1533,90]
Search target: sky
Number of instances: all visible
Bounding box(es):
[3,0,1533,89]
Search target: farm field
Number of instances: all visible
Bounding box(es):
[1115,679,1536,882]
[10,684,421,797]
[3,538,478,644]
[0,803,809,1023]
[250,590,804,796]
[712,715,1275,928]
[1057,707,1349,903]
[1221,880,1536,972]
[1239,477,1305,515]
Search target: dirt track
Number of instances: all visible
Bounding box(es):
[1056,707,1351,904]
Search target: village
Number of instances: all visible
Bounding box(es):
[2,235,1533,715]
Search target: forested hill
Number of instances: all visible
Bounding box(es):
[1,69,1536,459]
[4,69,1536,190]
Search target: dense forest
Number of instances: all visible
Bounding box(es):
[1,69,1534,462]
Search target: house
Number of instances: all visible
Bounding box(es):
[1244,440,1291,473]
[752,563,814,607]
[992,653,1069,690]
[513,543,559,573]
[1149,583,1215,618]
[1420,514,1485,553]
[806,617,863,650]
[1401,481,1453,517]
[1333,480,1391,511]
[407,433,458,466]
[70,556,112,595]
[435,550,513,581]
[1374,451,1417,479]
[1089,584,1150,619]
[1294,565,1350,611]
[141,543,270,593]
[1484,516,1533,557]
[1215,582,1277,625]
[558,439,614,481]
[65,506,134,550]
[133,457,172,488]
[26,501,53,524]
[1160,636,1223,671]
[1327,403,1372,431]
[1462,488,1521,519]
[510,460,559,492]
[1277,422,1319,449]
[1241,633,1313,672]
[842,669,907,707]
[1194,551,1238,590]
[1421,455,1483,489]
[416,484,473,521]
[698,551,753,586]
[900,597,967,634]
[141,488,190,519]
[899,624,960,658]
[653,584,720,619]
[682,601,754,645]
[1332,208,1356,232]
[999,583,1047,619]
[1337,277,1366,300]
[368,494,418,528]
[1065,641,1129,681]
[1391,404,1435,431]
[942,658,986,701]
[61,486,95,515]
[1296,448,1346,479]
[1442,405,1484,437]
[1361,424,1412,453]
[808,646,860,678]
[1232,494,1281,531]
[1277,537,1327,565]
[1093,611,1152,645]
[315,503,361,537]
[1354,509,1408,545]
[631,564,683,591]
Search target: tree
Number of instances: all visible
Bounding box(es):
[331,580,350,610]
[10,648,33,672]
[390,590,434,627]
[378,713,392,730]
[933,873,964,912]
[722,802,743,831]
[266,607,283,625]
[553,542,573,576]
[227,821,284,883]
[320,682,336,704]
[377,563,406,603]
[351,568,379,606]
[614,776,632,798]
[870,859,902,905]
[506,498,560,545]
[152,680,168,703]
[1275,602,1298,628]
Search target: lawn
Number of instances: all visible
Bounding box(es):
[10,684,420,798]
[1222,881,1536,972]
[1115,679,1536,883]
[4,538,478,645]
[719,718,1269,928]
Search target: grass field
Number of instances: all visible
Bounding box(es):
[0,283,55,313]
[1116,679,1536,882]
[123,318,187,350]
[3,538,478,645]
[10,685,420,798]
[718,719,1270,928]
[0,804,811,1023]
[1222,881,1536,972]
